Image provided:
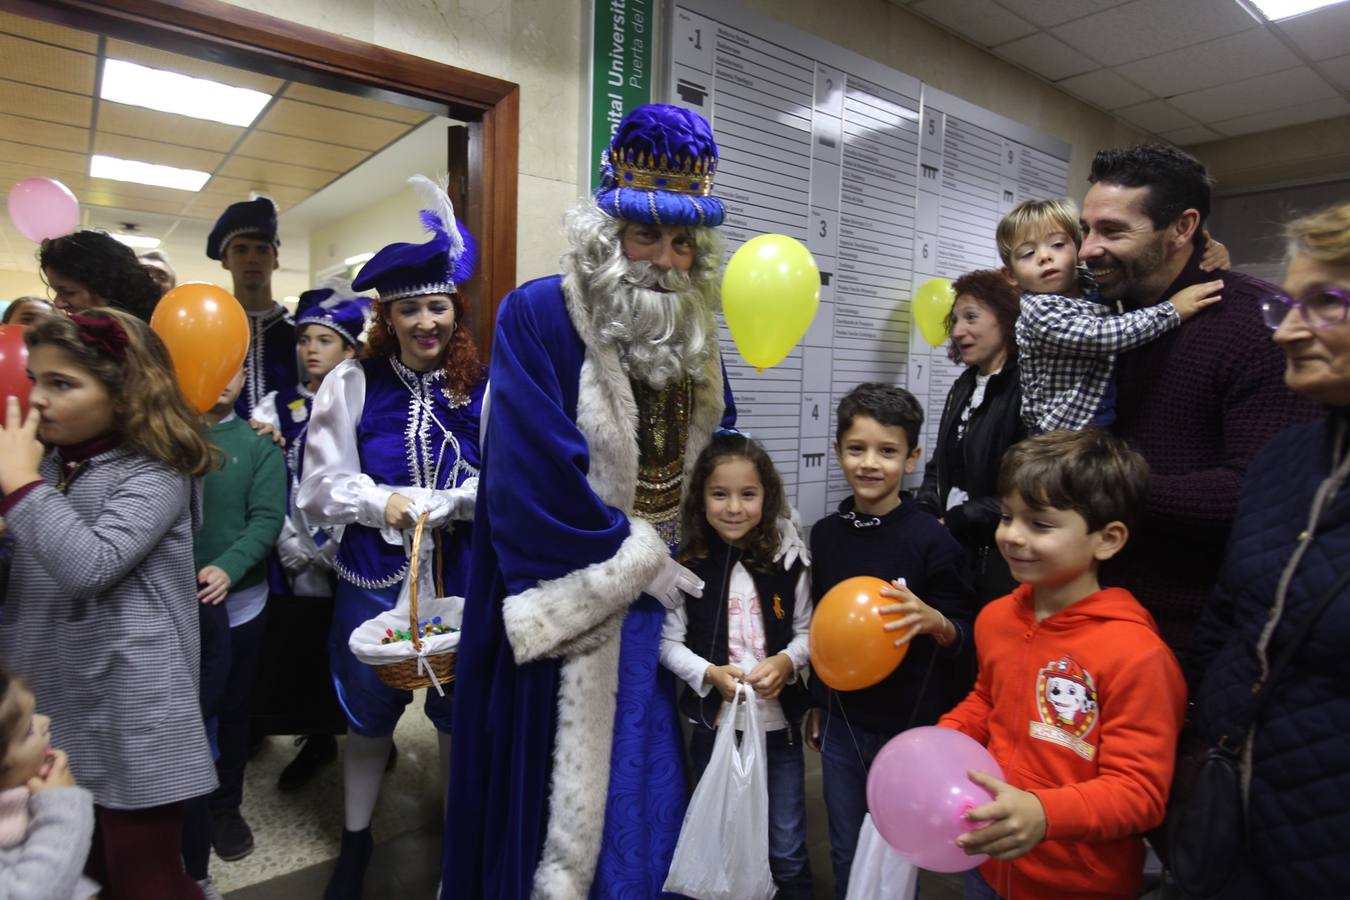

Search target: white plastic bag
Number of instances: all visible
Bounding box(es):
[663,684,776,900]
[844,814,918,900]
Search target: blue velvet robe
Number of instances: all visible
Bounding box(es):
[236,305,299,419]
[442,275,734,899]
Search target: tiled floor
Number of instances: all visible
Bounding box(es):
[218,699,964,899]
[211,696,445,895]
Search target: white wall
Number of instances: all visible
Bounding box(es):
[215,0,588,286]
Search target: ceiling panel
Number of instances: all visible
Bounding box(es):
[0,162,87,192]
[254,98,412,151]
[1055,68,1149,110]
[234,130,368,173]
[900,0,1349,147]
[93,132,225,173]
[81,187,192,218]
[173,193,234,221]
[1320,55,1350,92]
[281,83,430,125]
[990,0,1127,29]
[1209,95,1350,137]
[0,11,99,53]
[994,32,1097,81]
[0,79,90,127]
[83,177,197,205]
[0,34,96,94]
[909,0,1036,47]
[104,39,283,93]
[1160,124,1221,146]
[197,175,316,209]
[215,156,336,190]
[1273,3,1350,61]
[97,102,243,152]
[0,137,86,174]
[1115,27,1302,97]
[1169,66,1339,123]
[0,112,86,154]
[1114,98,1200,133]
[1051,0,1257,67]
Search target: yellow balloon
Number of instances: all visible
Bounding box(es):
[722,234,820,370]
[913,277,955,347]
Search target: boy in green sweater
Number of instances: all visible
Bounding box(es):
[184,366,285,887]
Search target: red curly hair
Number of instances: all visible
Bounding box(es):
[365,293,484,398]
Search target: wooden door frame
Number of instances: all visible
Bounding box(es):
[0,0,518,353]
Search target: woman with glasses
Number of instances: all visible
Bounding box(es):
[1187,201,1350,899]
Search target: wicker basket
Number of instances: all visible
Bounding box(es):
[359,510,459,692]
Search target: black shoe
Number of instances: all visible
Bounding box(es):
[385,741,398,773]
[210,807,254,861]
[323,827,374,900]
[277,734,338,791]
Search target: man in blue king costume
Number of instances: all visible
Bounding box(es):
[444,104,736,898]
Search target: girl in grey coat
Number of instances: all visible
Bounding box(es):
[0,310,218,899]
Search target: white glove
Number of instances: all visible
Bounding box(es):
[774,506,811,570]
[315,536,340,568]
[409,477,478,529]
[644,556,704,610]
[277,533,315,573]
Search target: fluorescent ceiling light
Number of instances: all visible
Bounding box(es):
[111,232,160,250]
[100,58,271,127]
[1246,0,1347,20]
[344,252,375,267]
[90,154,211,192]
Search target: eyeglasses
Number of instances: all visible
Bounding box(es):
[1260,288,1350,330]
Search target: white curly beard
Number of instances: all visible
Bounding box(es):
[561,201,721,391]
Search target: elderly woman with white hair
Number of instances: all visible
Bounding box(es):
[1184,202,1350,899]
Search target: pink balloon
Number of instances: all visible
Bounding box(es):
[866,726,1005,873]
[6,177,80,243]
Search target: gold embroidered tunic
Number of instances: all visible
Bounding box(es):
[631,376,692,545]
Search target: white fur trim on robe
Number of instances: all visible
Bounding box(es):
[515,272,726,899]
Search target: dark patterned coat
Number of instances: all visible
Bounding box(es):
[1190,411,1350,898]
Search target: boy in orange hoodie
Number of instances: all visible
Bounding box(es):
[939,428,1185,900]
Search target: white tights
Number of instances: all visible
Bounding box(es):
[342,728,453,831]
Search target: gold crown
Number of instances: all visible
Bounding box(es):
[610,148,716,196]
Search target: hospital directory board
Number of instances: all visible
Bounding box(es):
[666,0,1070,523]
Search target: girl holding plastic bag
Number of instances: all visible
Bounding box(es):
[660,433,814,899]
[296,177,484,900]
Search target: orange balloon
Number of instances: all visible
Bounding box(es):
[809,576,910,691]
[150,282,248,413]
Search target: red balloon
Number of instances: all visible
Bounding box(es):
[0,325,30,417]
[809,575,910,691]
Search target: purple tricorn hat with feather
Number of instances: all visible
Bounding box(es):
[351,175,476,302]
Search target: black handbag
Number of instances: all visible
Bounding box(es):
[1167,568,1350,899]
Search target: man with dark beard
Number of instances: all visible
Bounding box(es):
[1080,144,1319,653]
[442,105,739,899]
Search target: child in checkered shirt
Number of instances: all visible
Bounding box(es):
[1000,199,1226,434]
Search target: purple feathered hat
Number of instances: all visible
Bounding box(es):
[595,104,725,227]
[294,278,372,347]
[351,176,476,301]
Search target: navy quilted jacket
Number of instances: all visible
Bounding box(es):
[1190,410,1350,899]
